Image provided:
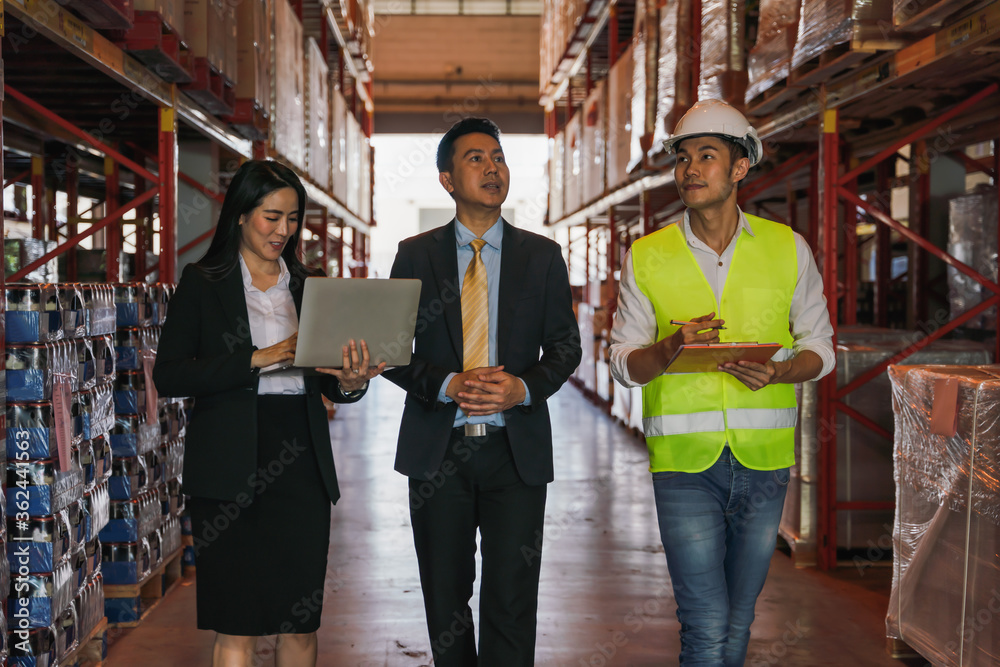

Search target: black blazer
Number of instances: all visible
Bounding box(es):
[153,263,364,503]
[384,220,581,486]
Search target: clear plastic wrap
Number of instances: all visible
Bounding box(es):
[582,80,607,203]
[792,0,892,70]
[6,284,63,344]
[273,0,306,171]
[651,0,692,154]
[5,239,58,284]
[100,491,158,546]
[887,365,1000,666]
[305,37,331,189]
[113,370,147,416]
[83,285,116,337]
[8,626,56,665]
[746,0,801,102]
[53,599,78,661]
[698,0,748,106]
[58,285,86,341]
[107,456,149,502]
[548,131,565,223]
[948,186,998,331]
[834,336,991,549]
[7,511,72,575]
[85,481,110,543]
[8,559,73,630]
[75,339,96,392]
[6,454,84,518]
[101,537,152,587]
[628,14,649,173]
[114,283,152,329]
[564,112,583,215]
[606,43,635,189]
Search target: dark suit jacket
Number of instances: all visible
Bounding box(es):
[384,220,581,486]
[153,263,364,503]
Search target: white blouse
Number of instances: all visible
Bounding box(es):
[238,254,306,395]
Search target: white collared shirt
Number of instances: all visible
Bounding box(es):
[609,208,835,387]
[238,254,305,395]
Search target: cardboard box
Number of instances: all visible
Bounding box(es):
[606,43,634,190]
[235,0,270,108]
[563,112,582,215]
[581,80,606,204]
[184,0,225,72]
[331,89,349,203]
[223,2,238,84]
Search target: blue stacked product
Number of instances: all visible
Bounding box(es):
[1,280,9,664]
[5,284,62,345]
[6,282,118,663]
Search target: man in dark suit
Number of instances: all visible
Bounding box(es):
[384,118,581,666]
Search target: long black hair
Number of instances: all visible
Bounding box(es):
[193,159,318,281]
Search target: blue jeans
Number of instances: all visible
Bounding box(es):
[652,448,790,667]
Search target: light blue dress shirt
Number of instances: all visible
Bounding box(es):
[438,218,532,428]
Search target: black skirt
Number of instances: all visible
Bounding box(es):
[189,394,332,636]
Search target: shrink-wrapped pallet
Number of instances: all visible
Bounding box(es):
[345,113,362,216]
[184,0,225,73]
[651,0,693,155]
[360,139,372,224]
[746,0,801,103]
[606,43,634,189]
[223,2,237,84]
[305,38,331,190]
[947,186,998,332]
[331,90,349,204]
[832,334,990,549]
[548,130,565,224]
[273,0,306,171]
[698,0,748,108]
[564,113,583,216]
[887,364,1000,667]
[235,0,270,110]
[792,0,893,71]
[581,81,606,204]
[628,11,650,173]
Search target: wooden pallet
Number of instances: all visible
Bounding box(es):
[746,77,804,117]
[118,11,192,84]
[105,548,186,628]
[181,57,235,116]
[224,99,269,141]
[59,616,109,667]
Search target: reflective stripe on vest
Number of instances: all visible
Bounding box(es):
[643,406,797,437]
[631,214,798,473]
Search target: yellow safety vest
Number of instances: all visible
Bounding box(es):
[631,214,798,472]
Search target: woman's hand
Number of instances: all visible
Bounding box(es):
[251,333,298,369]
[316,339,386,392]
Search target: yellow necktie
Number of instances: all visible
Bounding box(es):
[462,238,489,371]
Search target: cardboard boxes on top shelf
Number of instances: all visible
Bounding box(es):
[235,0,271,113]
[650,0,694,158]
[698,0,748,109]
[184,0,225,74]
[331,89,349,204]
[581,80,606,205]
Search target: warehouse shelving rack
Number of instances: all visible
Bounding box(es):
[541,0,1000,570]
[1,0,375,284]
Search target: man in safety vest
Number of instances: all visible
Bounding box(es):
[609,99,834,665]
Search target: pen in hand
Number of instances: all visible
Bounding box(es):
[670,319,727,330]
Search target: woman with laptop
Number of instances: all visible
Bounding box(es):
[153,159,384,667]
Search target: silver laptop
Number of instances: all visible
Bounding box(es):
[292,277,422,369]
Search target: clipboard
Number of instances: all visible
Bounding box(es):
[664,342,783,374]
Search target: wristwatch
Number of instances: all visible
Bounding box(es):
[339,381,369,399]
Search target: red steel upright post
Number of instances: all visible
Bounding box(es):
[159,104,179,283]
[874,161,892,327]
[818,106,841,571]
[105,157,121,283]
[31,156,45,240]
[843,150,858,326]
[134,174,149,280]
[66,155,79,281]
[908,140,930,329]
[996,136,1000,363]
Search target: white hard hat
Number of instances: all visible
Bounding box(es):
[663,99,764,166]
